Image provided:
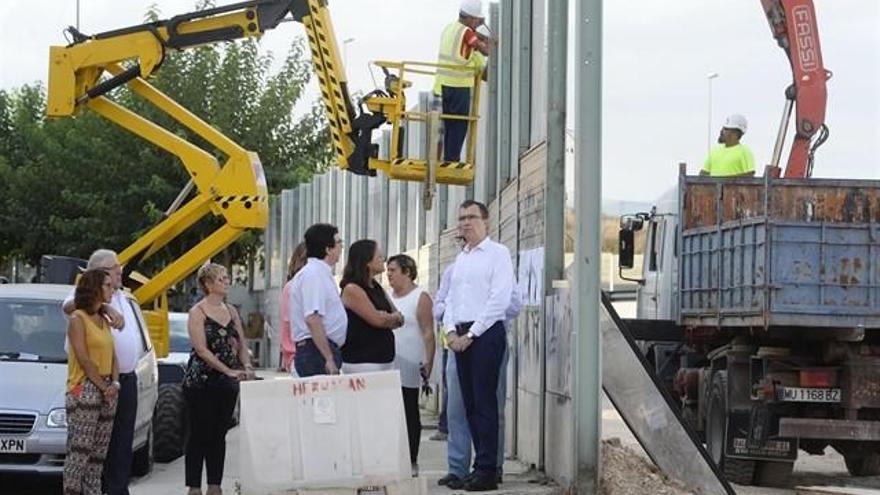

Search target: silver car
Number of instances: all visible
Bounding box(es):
[0,284,158,476]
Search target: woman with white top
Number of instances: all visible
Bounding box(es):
[386,254,435,476]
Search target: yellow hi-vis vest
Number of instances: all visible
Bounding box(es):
[433,20,477,94]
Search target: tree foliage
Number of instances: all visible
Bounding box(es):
[0,16,330,271]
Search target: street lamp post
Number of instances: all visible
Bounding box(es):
[707,72,719,154]
[343,37,355,68]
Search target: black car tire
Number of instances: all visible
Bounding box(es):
[152,383,188,463]
[844,452,880,476]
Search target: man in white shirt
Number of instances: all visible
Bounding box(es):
[290,223,347,377]
[62,249,143,495]
[442,200,515,492]
[436,249,522,489]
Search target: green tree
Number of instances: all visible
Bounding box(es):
[0,20,331,274]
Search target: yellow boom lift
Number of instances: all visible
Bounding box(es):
[47,0,481,355]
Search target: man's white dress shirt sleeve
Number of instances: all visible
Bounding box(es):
[470,245,514,337]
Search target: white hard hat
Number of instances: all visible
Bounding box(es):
[723,114,748,134]
[460,0,484,18]
[475,24,491,38]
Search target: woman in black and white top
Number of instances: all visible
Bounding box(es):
[184,262,254,495]
[340,239,403,373]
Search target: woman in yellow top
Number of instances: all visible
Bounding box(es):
[64,268,119,495]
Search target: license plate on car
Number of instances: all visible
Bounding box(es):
[780,387,841,403]
[0,437,27,453]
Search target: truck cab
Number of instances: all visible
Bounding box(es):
[620,188,680,322]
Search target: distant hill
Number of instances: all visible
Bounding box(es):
[601,199,653,216]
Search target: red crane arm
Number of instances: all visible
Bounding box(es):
[761,0,832,178]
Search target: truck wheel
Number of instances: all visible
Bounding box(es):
[706,372,755,485]
[682,406,704,442]
[131,424,154,477]
[753,460,793,487]
[153,383,188,463]
[844,452,880,476]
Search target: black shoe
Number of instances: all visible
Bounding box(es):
[447,475,466,490]
[464,474,498,492]
[463,472,479,483]
[438,473,461,487]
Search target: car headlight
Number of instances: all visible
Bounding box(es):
[47,408,67,428]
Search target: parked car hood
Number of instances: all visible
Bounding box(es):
[158,351,190,367]
[0,361,67,413]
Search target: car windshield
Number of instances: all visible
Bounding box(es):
[169,317,191,353]
[0,299,68,362]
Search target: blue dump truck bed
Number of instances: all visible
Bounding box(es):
[678,175,880,329]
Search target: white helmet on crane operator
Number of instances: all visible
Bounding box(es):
[460,0,484,19]
[723,114,748,134]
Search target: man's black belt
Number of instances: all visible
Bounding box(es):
[296,338,340,349]
[455,322,474,336]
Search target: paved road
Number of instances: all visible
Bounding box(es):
[122,422,559,495]
[6,406,558,495]
[10,400,880,495]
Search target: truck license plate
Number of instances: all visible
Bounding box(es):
[780,387,841,403]
[0,437,26,453]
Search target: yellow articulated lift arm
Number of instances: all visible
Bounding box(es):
[47,0,480,354]
[293,0,482,186]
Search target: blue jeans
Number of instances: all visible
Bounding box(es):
[446,330,509,477]
[293,339,342,377]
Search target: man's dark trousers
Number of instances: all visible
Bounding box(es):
[103,371,137,495]
[438,348,448,434]
[455,321,505,477]
[441,85,471,162]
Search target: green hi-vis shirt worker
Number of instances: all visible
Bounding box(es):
[702,114,756,177]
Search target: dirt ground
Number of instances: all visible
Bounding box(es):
[601,437,694,495]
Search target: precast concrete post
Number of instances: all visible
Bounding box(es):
[484,2,500,203]
[497,0,514,192]
[516,0,532,163]
[542,0,568,473]
[574,0,603,492]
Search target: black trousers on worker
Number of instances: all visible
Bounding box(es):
[401,387,422,464]
[441,85,471,162]
[184,385,239,487]
[103,371,137,495]
[455,320,506,476]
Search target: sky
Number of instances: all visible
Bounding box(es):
[0,0,877,202]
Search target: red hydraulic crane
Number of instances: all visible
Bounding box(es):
[760,0,832,178]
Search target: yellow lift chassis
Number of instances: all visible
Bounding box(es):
[48,0,481,353]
